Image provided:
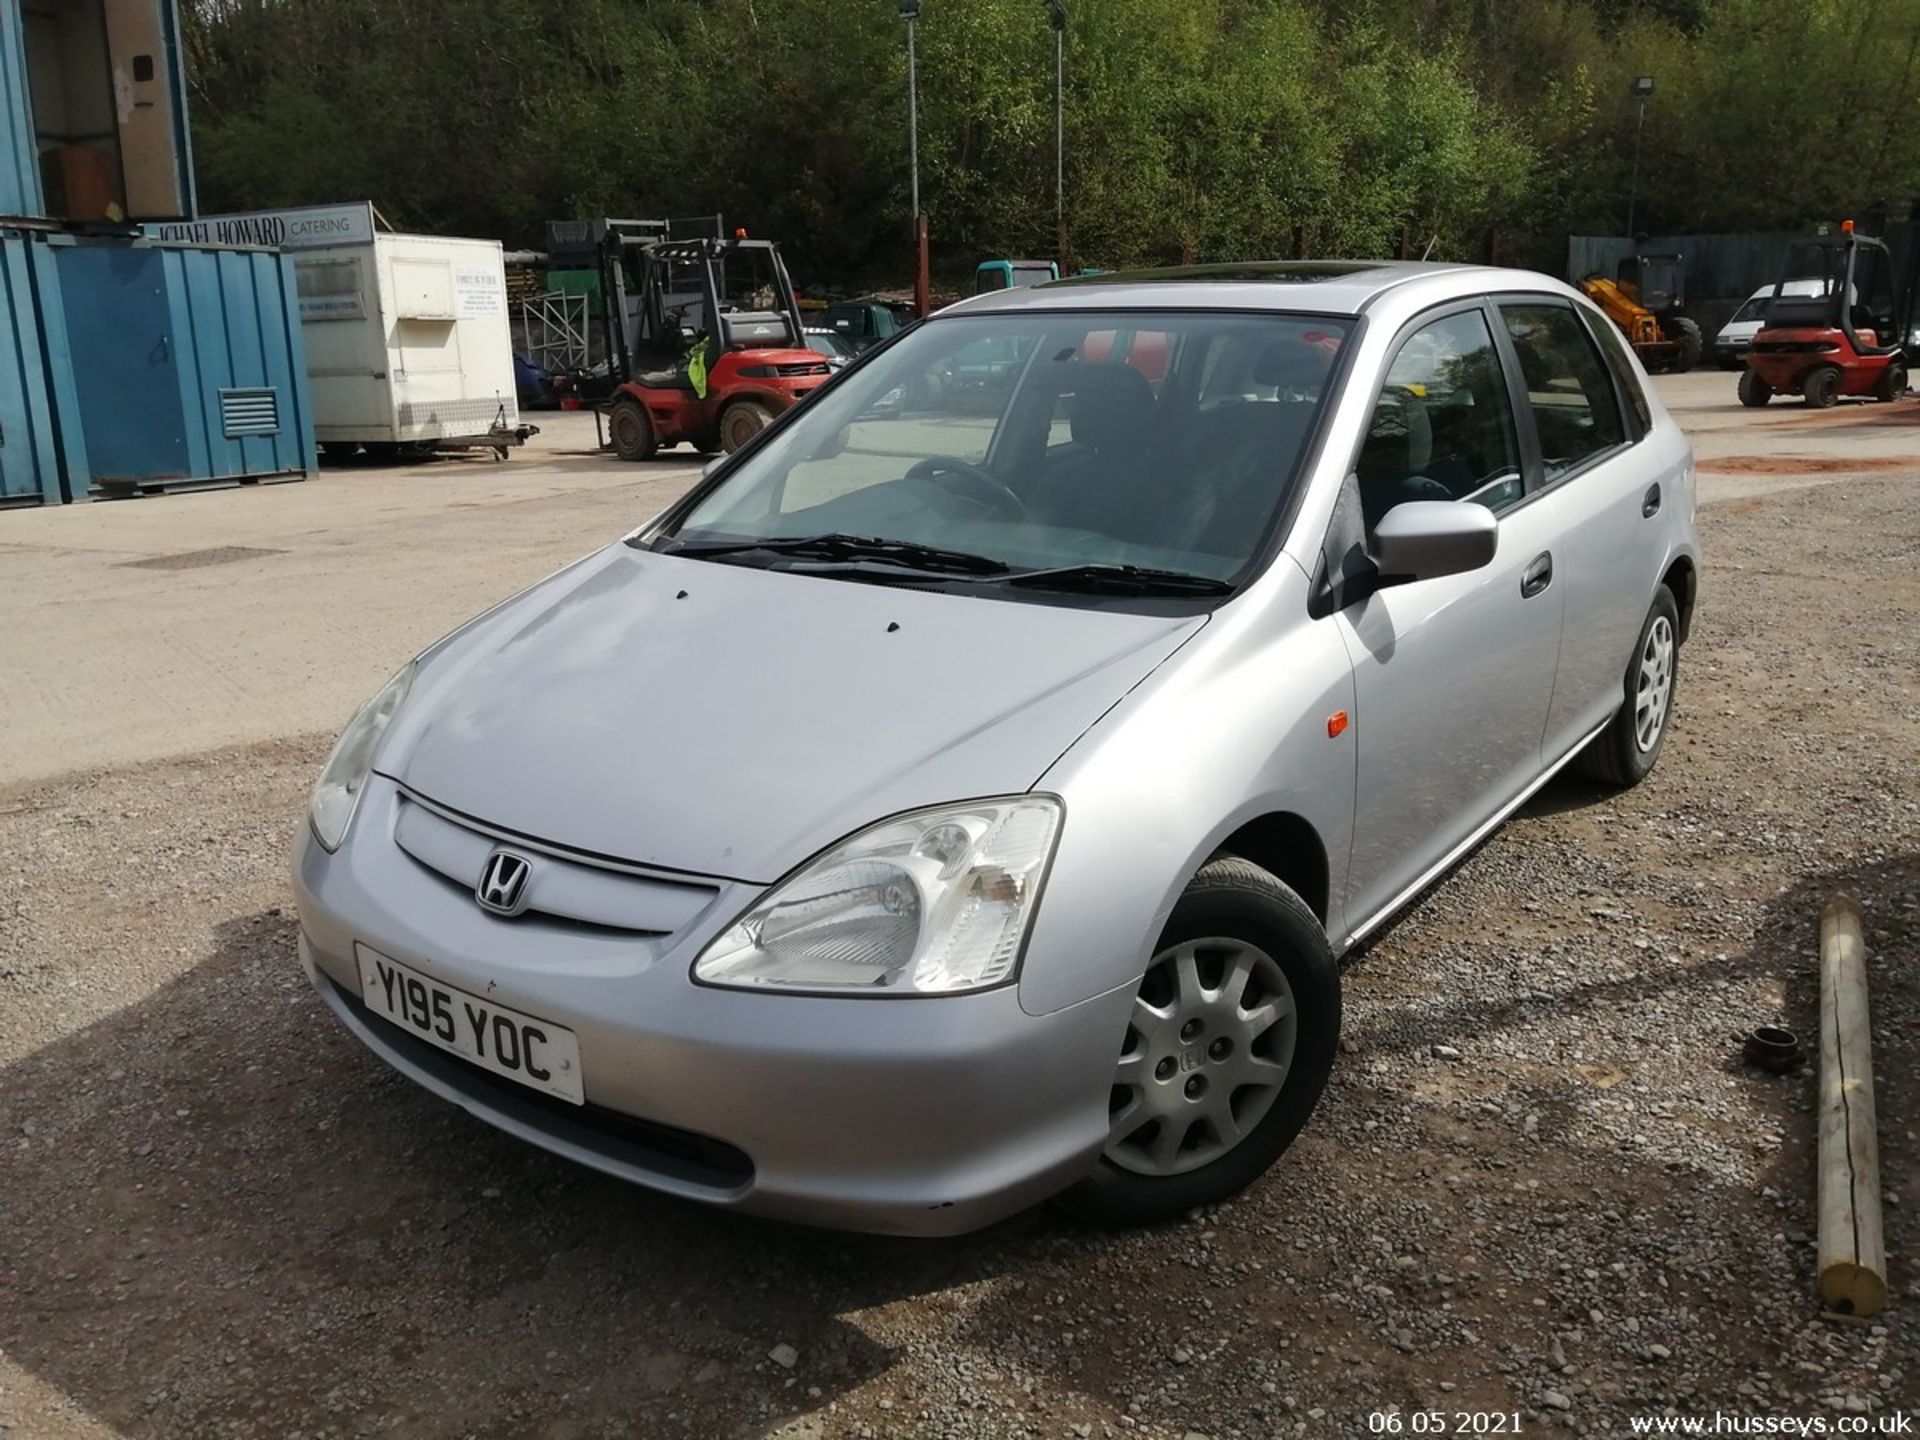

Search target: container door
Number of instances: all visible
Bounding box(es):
[57,244,187,480]
[102,0,190,218]
[0,235,65,503]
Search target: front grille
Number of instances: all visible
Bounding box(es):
[335,981,754,1193]
[772,362,830,378]
[392,790,724,938]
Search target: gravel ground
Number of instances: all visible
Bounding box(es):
[1,471,1915,1439]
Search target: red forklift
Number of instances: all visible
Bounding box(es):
[1738,221,1910,408]
[597,225,831,459]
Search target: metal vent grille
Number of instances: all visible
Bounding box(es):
[220,388,281,438]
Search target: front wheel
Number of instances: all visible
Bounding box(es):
[1737,369,1772,407]
[608,396,656,462]
[720,400,775,453]
[1572,586,1680,788]
[1055,857,1340,1226]
[1874,362,1907,403]
[1802,364,1841,408]
[1664,316,1703,373]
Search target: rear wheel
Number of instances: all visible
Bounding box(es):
[1802,364,1842,408]
[1737,369,1772,407]
[1055,857,1340,1226]
[720,400,775,453]
[608,396,656,462]
[1664,316,1703,373]
[1572,586,1680,789]
[1874,362,1907,403]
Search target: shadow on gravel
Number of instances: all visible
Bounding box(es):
[0,910,1051,1440]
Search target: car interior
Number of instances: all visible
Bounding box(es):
[755,317,1353,579]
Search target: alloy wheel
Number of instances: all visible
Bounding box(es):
[1105,938,1298,1177]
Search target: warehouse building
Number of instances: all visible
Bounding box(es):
[0,0,313,505]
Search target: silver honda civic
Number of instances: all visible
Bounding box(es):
[294,261,1698,1235]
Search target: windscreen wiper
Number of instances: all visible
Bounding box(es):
[1001,563,1234,596]
[661,533,1010,576]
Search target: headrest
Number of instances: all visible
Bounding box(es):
[1252,338,1335,391]
[1067,363,1157,452]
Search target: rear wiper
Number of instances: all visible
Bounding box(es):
[1001,563,1234,596]
[661,532,1009,576]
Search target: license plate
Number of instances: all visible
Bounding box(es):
[355,946,584,1105]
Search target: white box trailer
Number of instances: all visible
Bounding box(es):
[150,203,531,457]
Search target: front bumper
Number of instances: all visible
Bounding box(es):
[292,780,1129,1236]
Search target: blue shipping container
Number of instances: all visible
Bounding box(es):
[0,230,86,505]
[50,234,316,493]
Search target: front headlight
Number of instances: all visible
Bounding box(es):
[308,662,416,852]
[693,797,1062,996]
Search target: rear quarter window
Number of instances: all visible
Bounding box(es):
[1578,306,1653,435]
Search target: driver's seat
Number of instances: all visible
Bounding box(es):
[1033,363,1161,536]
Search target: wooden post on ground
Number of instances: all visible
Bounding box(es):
[1816,893,1888,1316]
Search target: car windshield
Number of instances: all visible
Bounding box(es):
[657,310,1351,589]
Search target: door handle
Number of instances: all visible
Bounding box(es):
[1521,551,1553,598]
[1642,482,1662,518]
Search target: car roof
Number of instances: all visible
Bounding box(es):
[940,259,1548,319]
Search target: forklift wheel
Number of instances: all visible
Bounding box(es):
[1736,369,1772,408]
[720,401,775,454]
[1801,365,1841,409]
[1874,363,1907,403]
[610,397,657,462]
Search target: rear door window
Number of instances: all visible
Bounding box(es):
[1497,303,1629,481]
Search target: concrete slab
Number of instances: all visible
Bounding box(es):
[0,413,701,788]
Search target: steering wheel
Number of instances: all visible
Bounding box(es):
[904,455,1029,519]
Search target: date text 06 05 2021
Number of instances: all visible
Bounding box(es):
[1368,1414,1525,1436]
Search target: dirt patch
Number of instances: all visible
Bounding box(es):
[119,545,287,571]
[1696,454,1914,475]
[1779,399,1920,429]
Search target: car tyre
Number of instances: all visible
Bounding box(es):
[1572,586,1680,789]
[1874,362,1907,403]
[609,396,656,462]
[1736,369,1772,407]
[1055,857,1340,1227]
[720,400,775,453]
[1802,364,1842,408]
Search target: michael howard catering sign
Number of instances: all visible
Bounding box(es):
[147,202,378,251]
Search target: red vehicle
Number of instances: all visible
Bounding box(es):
[599,230,831,458]
[1739,224,1908,408]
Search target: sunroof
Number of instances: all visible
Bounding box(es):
[1050,261,1390,287]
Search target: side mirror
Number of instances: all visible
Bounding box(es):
[1370,501,1498,582]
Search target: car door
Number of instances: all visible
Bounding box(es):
[1332,301,1566,939]
[1493,297,1672,761]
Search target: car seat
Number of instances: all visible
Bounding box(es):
[1356,386,1449,528]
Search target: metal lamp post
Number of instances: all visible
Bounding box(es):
[900,0,930,316]
[1626,74,1654,238]
[1047,0,1067,268]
